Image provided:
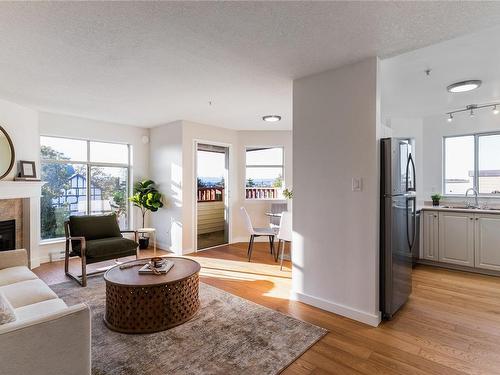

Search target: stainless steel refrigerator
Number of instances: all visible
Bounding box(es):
[380,137,417,320]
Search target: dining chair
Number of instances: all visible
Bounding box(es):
[240,207,277,262]
[277,211,292,271]
[269,203,287,229]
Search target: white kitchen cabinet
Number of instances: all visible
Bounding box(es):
[474,213,500,271]
[422,210,439,261]
[438,211,474,267]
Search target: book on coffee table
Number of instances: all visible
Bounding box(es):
[138,260,174,274]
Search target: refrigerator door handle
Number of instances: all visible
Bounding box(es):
[409,153,416,192]
[405,153,416,192]
[406,197,416,250]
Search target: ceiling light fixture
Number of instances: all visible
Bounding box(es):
[447,80,482,93]
[262,115,281,123]
[446,102,500,123]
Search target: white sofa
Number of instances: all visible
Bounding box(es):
[0,249,91,375]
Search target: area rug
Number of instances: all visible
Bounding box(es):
[51,278,327,375]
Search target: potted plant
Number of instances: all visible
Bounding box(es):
[129,180,164,249]
[283,188,293,200]
[283,188,293,211]
[431,193,442,207]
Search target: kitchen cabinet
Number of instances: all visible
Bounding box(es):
[422,210,439,261]
[475,214,500,271]
[438,211,475,267]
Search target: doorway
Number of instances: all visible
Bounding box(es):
[195,143,229,250]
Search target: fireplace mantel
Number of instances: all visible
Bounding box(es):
[0,181,44,199]
[0,181,44,268]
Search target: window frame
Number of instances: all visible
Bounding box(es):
[40,135,132,242]
[443,131,500,197]
[245,146,285,200]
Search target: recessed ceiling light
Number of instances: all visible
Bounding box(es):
[447,80,482,93]
[493,105,499,115]
[262,115,281,123]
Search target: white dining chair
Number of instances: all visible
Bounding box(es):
[277,211,292,270]
[240,207,277,262]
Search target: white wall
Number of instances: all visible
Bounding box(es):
[233,130,292,242]
[38,112,150,262]
[149,119,292,254]
[0,98,39,180]
[149,121,184,254]
[292,57,381,326]
[422,110,500,200]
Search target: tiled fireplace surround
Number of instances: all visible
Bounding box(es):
[0,198,23,250]
[0,181,43,268]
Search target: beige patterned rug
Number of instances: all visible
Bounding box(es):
[51,278,327,375]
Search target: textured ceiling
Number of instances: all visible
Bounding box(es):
[382,25,500,121]
[1,2,500,129]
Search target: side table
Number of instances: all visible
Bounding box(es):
[138,227,156,255]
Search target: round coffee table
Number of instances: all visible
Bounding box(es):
[103,257,201,334]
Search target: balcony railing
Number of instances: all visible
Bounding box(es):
[245,187,280,199]
[198,187,224,202]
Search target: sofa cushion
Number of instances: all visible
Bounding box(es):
[0,266,38,287]
[14,298,67,321]
[0,292,16,325]
[0,279,58,309]
[69,214,122,241]
[84,237,138,259]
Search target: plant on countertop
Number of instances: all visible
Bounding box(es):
[431,193,442,206]
[129,179,164,230]
[283,188,293,200]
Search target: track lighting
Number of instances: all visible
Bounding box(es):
[446,102,500,123]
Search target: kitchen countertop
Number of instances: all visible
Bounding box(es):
[419,205,500,214]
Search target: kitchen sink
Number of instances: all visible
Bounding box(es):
[441,205,500,211]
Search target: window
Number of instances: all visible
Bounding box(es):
[444,136,474,195]
[40,136,131,240]
[245,147,284,199]
[444,133,500,196]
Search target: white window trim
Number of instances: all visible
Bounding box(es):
[40,135,133,241]
[245,146,285,201]
[443,131,500,198]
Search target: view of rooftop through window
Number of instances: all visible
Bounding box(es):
[444,133,500,195]
[40,136,130,240]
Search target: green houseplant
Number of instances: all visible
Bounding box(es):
[431,193,442,207]
[129,180,164,249]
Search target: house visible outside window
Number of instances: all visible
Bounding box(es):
[245,147,284,199]
[40,136,131,240]
[444,133,500,196]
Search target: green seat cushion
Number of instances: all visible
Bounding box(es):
[73,237,138,261]
[69,214,122,241]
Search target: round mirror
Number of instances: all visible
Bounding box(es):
[0,126,15,180]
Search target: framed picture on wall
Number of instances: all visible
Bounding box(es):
[19,160,37,178]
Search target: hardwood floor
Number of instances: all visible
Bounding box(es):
[33,242,500,374]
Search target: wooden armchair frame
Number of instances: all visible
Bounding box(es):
[64,221,138,287]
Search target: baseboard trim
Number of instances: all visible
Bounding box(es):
[292,291,381,327]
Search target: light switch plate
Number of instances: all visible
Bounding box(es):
[352,177,363,192]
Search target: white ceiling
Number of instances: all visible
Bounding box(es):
[1,2,500,130]
[382,24,500,122]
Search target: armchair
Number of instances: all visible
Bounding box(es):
[64,214,139,287]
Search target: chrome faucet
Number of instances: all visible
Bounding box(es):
[465,188,479,208]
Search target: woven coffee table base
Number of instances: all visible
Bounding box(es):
[104,273,200,333]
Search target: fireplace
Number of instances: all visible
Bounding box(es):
[0,219,16,251]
